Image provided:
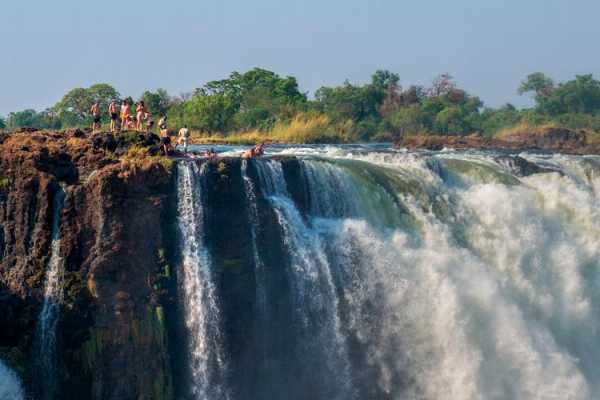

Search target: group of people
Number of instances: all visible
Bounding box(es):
[89,100,265,158]
[91,100,154,134]
[90,100,191,155]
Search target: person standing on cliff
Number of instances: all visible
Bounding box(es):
[178,125,191,153]
[135,101,147,131]
[90,102,101,132]
[120,100,131,132]
[159,116,171,155]
[108,100,118,133]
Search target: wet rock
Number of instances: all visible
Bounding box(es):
[0,130,176,400]
[494,155,562,177]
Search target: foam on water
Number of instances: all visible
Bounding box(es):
[176,162,229,399]
[0,361,24,400]
[177,147,600,399]
[33,187,65,400]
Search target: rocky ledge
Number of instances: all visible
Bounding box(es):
[395,127,600,154]
[0,129,177,399]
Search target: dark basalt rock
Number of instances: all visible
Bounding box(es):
[494,155,563,177]
[0,130,176,400]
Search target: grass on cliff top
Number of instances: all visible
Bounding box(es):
[495,121,600,145]
[494,122,563,141]
[192,114,354,145]
[120,146,173,173]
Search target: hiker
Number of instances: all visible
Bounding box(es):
[120,100,131,131]
[108,100,118,133]
[178,125,191,153]
[90,102,101,132]
[136,101,147,131]
[158,116,170,155]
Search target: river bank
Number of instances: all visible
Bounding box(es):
[395,125,600,155]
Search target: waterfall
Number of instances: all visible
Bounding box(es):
[33,186,65,400]
[176,162,228,399]
[0,360,24,400]
[176,151,600,399]
[254,160,353,399]
[241,160,266,316]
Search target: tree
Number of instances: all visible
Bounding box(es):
[480,104,521,138]
[141,89,171,116]
[0,117,5,130]
[371,70,400,92]
[518,72,554,98]
[181,93,237,133]
[427,73,456,98]
[5,109,61,130]
[199,68,307,130]
[6,109,43,129]
[540,74,600,115]
[88,84,120,109]
[315,82,382,123]
[54,84,119,125]
[388,106,426,136]
[54,88,90,121]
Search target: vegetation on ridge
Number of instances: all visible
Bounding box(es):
[3,69,600,143]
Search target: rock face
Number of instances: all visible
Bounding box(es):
[396,127,600,154]
[493,155,562,177]
[0,130,176,400]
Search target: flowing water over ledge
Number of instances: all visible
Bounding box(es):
[32,187,65,400]
[176,145,600,399]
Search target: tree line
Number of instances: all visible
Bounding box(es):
[3,69,600,141]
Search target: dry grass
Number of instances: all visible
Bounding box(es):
[494,122,562,141]
[120,145,174,173]
[192,114,354,145]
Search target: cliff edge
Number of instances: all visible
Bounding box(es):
[0,130,176,400]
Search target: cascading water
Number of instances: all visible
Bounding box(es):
[254,160,353,400]
[176,162,229,399]
[32,186,65,400]
[176,148,600,400]
[0,360,24,400]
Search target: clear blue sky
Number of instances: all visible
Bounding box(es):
[2,0,599,116]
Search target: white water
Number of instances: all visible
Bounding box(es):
[254,160,353,399]
[287,151,600,399]
[0,360,24,400]
[178,148,600,399]
[176,162,229,399]
[241,160,266,316]
[33,187,66,399]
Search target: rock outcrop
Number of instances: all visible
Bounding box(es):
[395,127,600,154]
[0,130,176,399]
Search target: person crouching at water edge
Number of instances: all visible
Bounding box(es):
[178,125,191,153]
[90,102,101,132]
